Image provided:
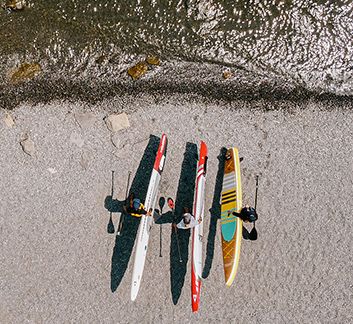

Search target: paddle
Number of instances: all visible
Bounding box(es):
[107,170,115,234]
[168,197,182,263]
[158,197,165,257]
[249,175,259,241]
[117,171,131,235]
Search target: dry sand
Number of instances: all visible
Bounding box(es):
[1,96,353,323]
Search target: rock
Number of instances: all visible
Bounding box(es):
[3,0,26,11]
[74,113,96,129]
[146,55,160,65]
[95,55,106,65]
[20,135,35,156]
[127,62,148,80]
[70,132,84,148]
[104,113,130,132]
[222,69,233,79]
[4,113,15,128]
[9,62,41,84]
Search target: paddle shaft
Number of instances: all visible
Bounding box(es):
[117,171,131,235]
[254,175,259,210]
[159,224,162,257]
[254,175,259,228]
[159,203,163,257]
[249,175,259,240]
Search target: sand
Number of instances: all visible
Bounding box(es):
[1,96,353,323]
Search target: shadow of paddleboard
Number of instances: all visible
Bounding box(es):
[109,134,160,292]
[202,147,227,279]
[169,142,198,305]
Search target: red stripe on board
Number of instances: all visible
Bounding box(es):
[153,134,167,172]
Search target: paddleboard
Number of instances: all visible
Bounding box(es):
[220,147,243,286]
[191,141,208,312]
[131,134,167,301]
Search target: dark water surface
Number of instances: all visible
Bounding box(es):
[1,0,353,108]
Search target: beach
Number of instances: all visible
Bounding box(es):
[1,95,353,323]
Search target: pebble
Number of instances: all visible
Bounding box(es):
[127,62,148,80]
[146,55,160,65]
[222,70,233,79]
[3,0,26,11]
[4,113,15,128]
[9,62,41,84]
[80,152,90,170]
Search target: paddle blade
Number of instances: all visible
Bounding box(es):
[249,227,258,240]
[242,226,250,240]
[167,197,175,210]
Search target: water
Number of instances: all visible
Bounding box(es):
[1,0,353,108]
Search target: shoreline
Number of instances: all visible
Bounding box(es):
[1,60,353,110]
[2,77,353,111]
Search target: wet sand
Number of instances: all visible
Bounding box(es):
[1,96,353,323]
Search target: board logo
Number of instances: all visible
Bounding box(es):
[159,155,165,171]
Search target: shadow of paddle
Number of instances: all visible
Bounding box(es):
[202,147,227,279]
[107,171,117,234]
[169,142,198,305]
[108,134,161,292]
[107,214,115,234]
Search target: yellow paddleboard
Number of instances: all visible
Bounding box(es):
[220,147,242,286]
